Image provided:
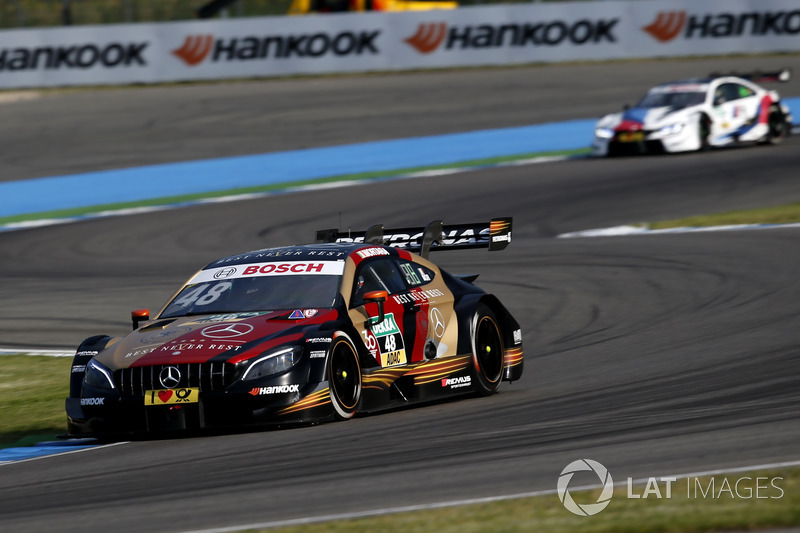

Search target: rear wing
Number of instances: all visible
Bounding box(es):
[316,217,512,259]
[709,67,791,83]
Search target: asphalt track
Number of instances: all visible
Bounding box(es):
[1,55,800,532]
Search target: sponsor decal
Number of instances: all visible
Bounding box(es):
[429,307,446,338]
[71,365,86,373]
[141,326,192,344]
[306,337,332,344]
[371,313,400,336]
[171,30,380,67]
[150,342,243,354]
[76,350,99,356]
[441,375,471,389]
[642,9,800,44]
[144,388,199,405]
[248,384,301,395]
[303,309,319,318]
[125,347,157,358]
[403,18,618,54]
[405,22,448,54]
[382,349,406,367]
[392,288,444,305]
[188,261,344,283]
[213,267,238,279]
[356,247,390,259]
[186,312,266,324]
[513,329,522,345]
[643,11,687,42]
[0,42,148,72]
[361,313,407,367]
[309,350,327,358]
[201,323,254,339]
[80,397,105,406]
[336,227,496,249]
[172,35,214,65]
[289,310,305,319]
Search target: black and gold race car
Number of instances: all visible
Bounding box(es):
[66,218,523,436]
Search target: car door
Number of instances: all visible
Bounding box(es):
[349,257,412,368]
[712,82,759,138]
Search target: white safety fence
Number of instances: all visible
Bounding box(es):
[1,0,799,88]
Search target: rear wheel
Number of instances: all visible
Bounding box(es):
[763,105,788,145]
[472,305,505,396]
[328,333,361,420]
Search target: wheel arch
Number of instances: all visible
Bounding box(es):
[69,334,114,398]
[454,293,523,382]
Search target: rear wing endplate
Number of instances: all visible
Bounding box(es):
[316,217,512,259]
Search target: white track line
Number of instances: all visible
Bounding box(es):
[182,459,800,533]
[558,222,800,238]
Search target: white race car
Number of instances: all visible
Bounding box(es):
[592,68,793,157]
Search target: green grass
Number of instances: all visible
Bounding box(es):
[0,355,71,448]
[258,469,800,533]
[0,148,588,227]
[650,202,800,230]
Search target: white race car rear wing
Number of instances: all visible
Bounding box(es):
[709,67,791,83]
[316,217,512,259]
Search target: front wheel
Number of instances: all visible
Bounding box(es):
[471,305,505,396]
[328,333,362,420]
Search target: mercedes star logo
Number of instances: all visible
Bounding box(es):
[201,323,254,339]
[159,366,182,389]
[430,308,446,338]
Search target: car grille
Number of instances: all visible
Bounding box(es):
[115,363,237,396]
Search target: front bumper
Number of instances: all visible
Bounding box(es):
[66,381,333,437]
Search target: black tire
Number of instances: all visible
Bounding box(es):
[472,305,505,396]
[763,105,788,145]
[328,333,362,420]
[698,114,711,151]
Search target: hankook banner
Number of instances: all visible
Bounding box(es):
[1,0,799,88]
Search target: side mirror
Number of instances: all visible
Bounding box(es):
[131,309,150,330]
[363,290,387,327]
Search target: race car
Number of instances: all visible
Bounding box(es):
[592,68,793,156]
[65,218,523,436]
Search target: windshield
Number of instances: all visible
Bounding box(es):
[636,90,706,109]
[160,275,341,318]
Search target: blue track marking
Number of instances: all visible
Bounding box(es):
[0,120,596,218]
[2,100,799,220]
[0,439,100,465]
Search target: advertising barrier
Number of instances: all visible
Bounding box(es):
[1,0,799,89]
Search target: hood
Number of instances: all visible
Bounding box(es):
[96,309,337,371]
[598,106,693,131]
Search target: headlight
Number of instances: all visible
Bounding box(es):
[242,346,302,381]
[659,123,685,136]
[83,359,115,390]
[595,127,615,139]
